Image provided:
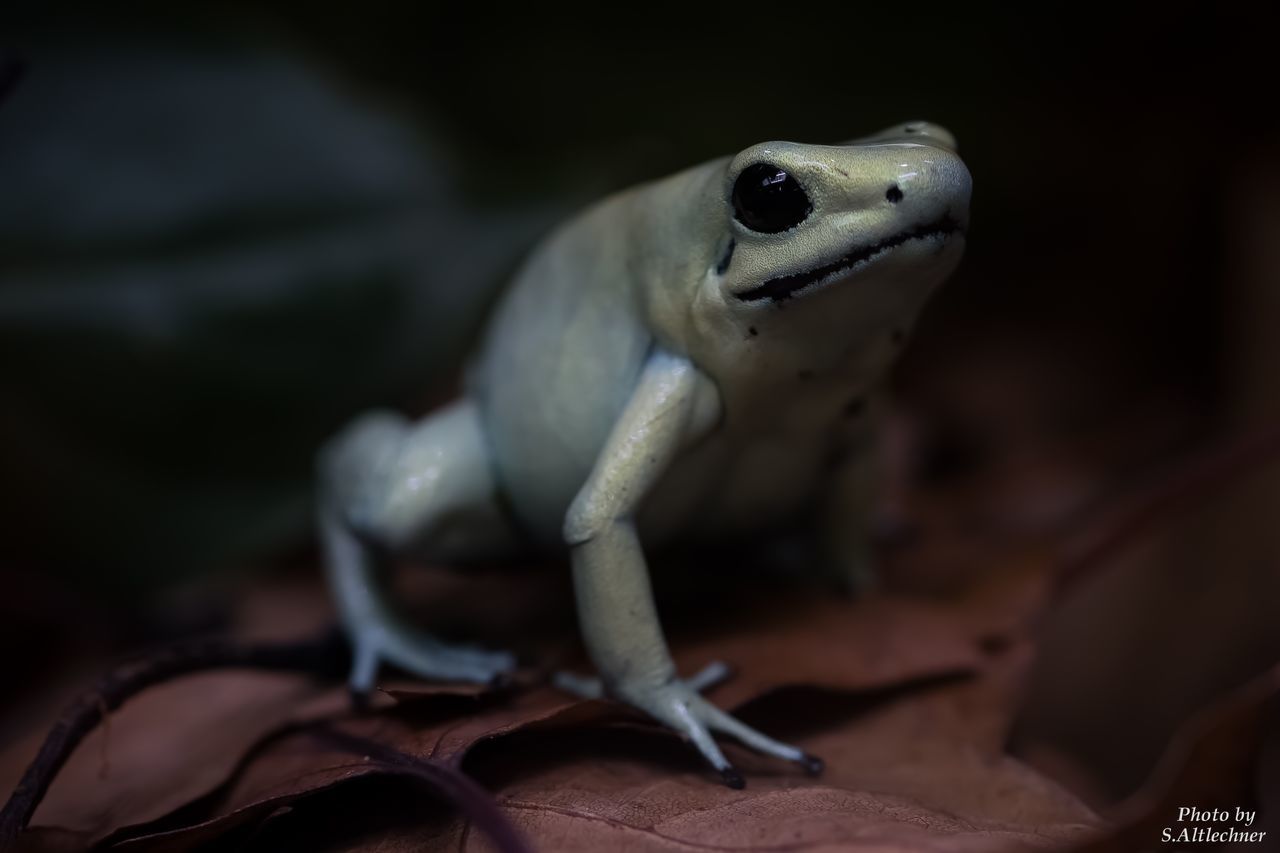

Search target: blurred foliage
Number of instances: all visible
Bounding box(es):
[0,34,563,588]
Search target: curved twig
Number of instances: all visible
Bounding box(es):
[313,729,533,853]
[0,630,349,848]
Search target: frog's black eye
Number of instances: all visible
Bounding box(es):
[731,163,812,234]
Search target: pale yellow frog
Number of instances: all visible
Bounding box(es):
[319,122,971,785]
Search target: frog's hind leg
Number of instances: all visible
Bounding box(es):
[318,399,519,698]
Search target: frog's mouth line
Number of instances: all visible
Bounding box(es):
[735,216,964,304]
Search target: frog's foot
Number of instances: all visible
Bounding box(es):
[319,400,523,703]
[554,662,822,787]
[348,621,517,700]
[554,660,733,699]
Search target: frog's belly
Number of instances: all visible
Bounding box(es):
[488,417,831,550]
[636,434,831,547]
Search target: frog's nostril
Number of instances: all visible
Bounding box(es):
[885,184,904,203]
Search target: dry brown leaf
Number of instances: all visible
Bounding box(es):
[160,654,1099,852]
[416,624,1098,853]
[66,559,1072,851]
[1,528,1071,852]
[0,671,336,850]
[1013,444,1280,803]
[1064,665,1280,852]
[105,687,611,849]
[0,577,345,850]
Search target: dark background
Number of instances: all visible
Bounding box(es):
[2,0,1278,809]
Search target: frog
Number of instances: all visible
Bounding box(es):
[318,121,971,787]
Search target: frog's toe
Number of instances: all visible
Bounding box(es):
[552,659,734,701]
[698,700,819,770]
[429,640,518,673]
[633,683,820,786]
[684,660,734,692]
[552,662,817,784]
[380,634,516,685]
[592,673,820,786]
[347,626,516,699]
[551,670,606,699]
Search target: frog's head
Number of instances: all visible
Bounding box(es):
[682,123,970,383]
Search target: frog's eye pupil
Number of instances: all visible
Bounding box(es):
[732,163,812,233]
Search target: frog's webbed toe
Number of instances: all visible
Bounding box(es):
[554,662,821,786]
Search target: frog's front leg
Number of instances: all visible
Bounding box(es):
[318,399,519,699]
[561,349,822,787]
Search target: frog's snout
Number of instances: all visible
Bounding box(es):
[841,121,972,232]
[881,145,972,233]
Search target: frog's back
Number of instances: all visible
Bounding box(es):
[466,194,653,542]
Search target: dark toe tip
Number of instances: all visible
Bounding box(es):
[348,687,372,712]
[801,753,825,776]
[719,766,747,789]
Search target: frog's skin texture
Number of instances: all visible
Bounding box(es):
[319,122,971,786]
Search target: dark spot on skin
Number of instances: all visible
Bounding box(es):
[892,328,907,345]
[904,125,920,133]
[885,184,903,203]
[833,166,849,178]
[797,369,814,381]
[842,397,866,418]
[747,326,758,337]
[715,239,735,275]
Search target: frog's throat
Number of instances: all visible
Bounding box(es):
[735,215,964,304]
